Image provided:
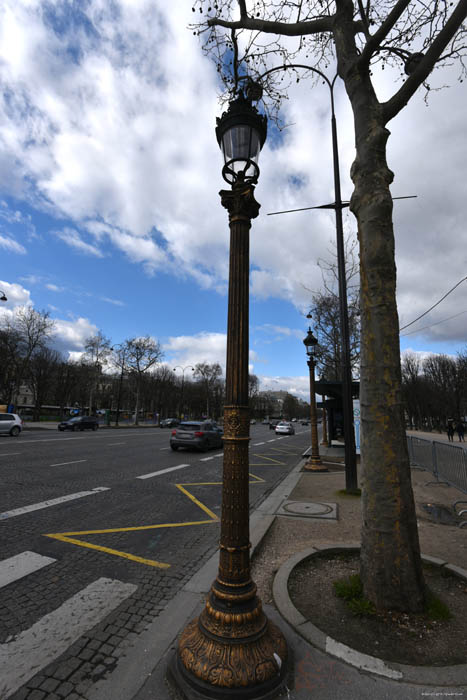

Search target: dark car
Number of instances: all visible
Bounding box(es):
[160,418,179,428]
[58,416,99,432]
[269,420,279,430]
[170,421,223,452]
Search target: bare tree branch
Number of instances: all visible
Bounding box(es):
[383,0,467,121]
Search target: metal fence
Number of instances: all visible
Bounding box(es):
[407,436,467,493]
[407,435,467,527]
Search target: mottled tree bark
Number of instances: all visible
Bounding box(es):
[346,66,426,610]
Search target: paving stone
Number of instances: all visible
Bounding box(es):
[29,691,46,700]
[53,658,82,681]
[39,677,60,693]
[55,681,74,697]
[86,639,102,651]
[78,647,95,662]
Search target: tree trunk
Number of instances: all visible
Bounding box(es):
[134,383,140,425]
[348,79,426,612]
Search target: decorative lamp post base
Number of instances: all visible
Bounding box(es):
[170,603,288,699]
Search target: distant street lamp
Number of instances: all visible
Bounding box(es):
[173,365,194,419]
[111,344,126,427]
[0,290,7,302]
[171,90,288,698]
[303,327,328,472]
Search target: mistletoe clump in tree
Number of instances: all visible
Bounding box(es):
[191,0,467,613]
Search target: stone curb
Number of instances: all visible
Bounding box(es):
[273,544,467,686]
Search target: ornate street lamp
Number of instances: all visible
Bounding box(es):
[0,290,7,302]
[171,92,288,698]
[303,327,328,472]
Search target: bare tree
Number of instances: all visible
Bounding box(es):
[124,336,163,424]
[0,307,55,406]
[82,331,112,415]
[193,362,223,417]
[308,238,360,379]
[192,0,467,612]
[27,347,62,420]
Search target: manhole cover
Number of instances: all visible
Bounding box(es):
[422,503,459,526]
[277,500,338,519]
[283,502,333,516]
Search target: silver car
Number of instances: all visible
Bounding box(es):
[275,421,295,436]
[0,413,23,437]
[170,421,223,452]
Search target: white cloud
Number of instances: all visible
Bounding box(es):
[0,234,27,254]
[256,324,305,340]
[52,316,99,357]
[54,228,104,258]
[164,332,227,371]
[0,280,32,311]
[46,283,63,292]
[100,296,125,307]
[259,375,310,401]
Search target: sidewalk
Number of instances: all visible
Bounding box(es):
[82,444,467,700]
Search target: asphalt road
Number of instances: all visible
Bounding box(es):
[0,423,310,700]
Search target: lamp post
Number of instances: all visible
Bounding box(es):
[171,91,288,699]
[111,344,126,427]
[303,328,328,472]
[0,290,7,302]
[173,365,194,419]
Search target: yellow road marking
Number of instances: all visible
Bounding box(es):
[250,453,286,465]
[46,535,171,569]
[44,473,264,567]
[175,484,218,521]
[46,519,216,537]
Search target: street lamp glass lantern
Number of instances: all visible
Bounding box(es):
[216,92,267,185]
[303,327,318,358]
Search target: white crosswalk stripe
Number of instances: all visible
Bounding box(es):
[0,551,56,589]
[0,576,137,698]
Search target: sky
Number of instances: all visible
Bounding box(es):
[0,1,466,402]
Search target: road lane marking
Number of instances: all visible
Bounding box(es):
[200,456,215,462]
[0,577,137,698]
[267,439,276,442]
[50,459,88,467]
[14,432,162,445]
[107,442,126,446]
[0,487,110,520]
[0,551,56,589]
[160,447,170,450]
[0,452,22,456]
[136,463,189,480]
[253,442,265,446]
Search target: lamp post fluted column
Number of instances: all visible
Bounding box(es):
[305,357,327,471]
[172,177,287,698]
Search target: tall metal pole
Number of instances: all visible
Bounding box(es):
[172,178,287,698]
[329,87,358,492]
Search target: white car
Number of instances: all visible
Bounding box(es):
[0,413,23,437]
[275,421,295,436]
